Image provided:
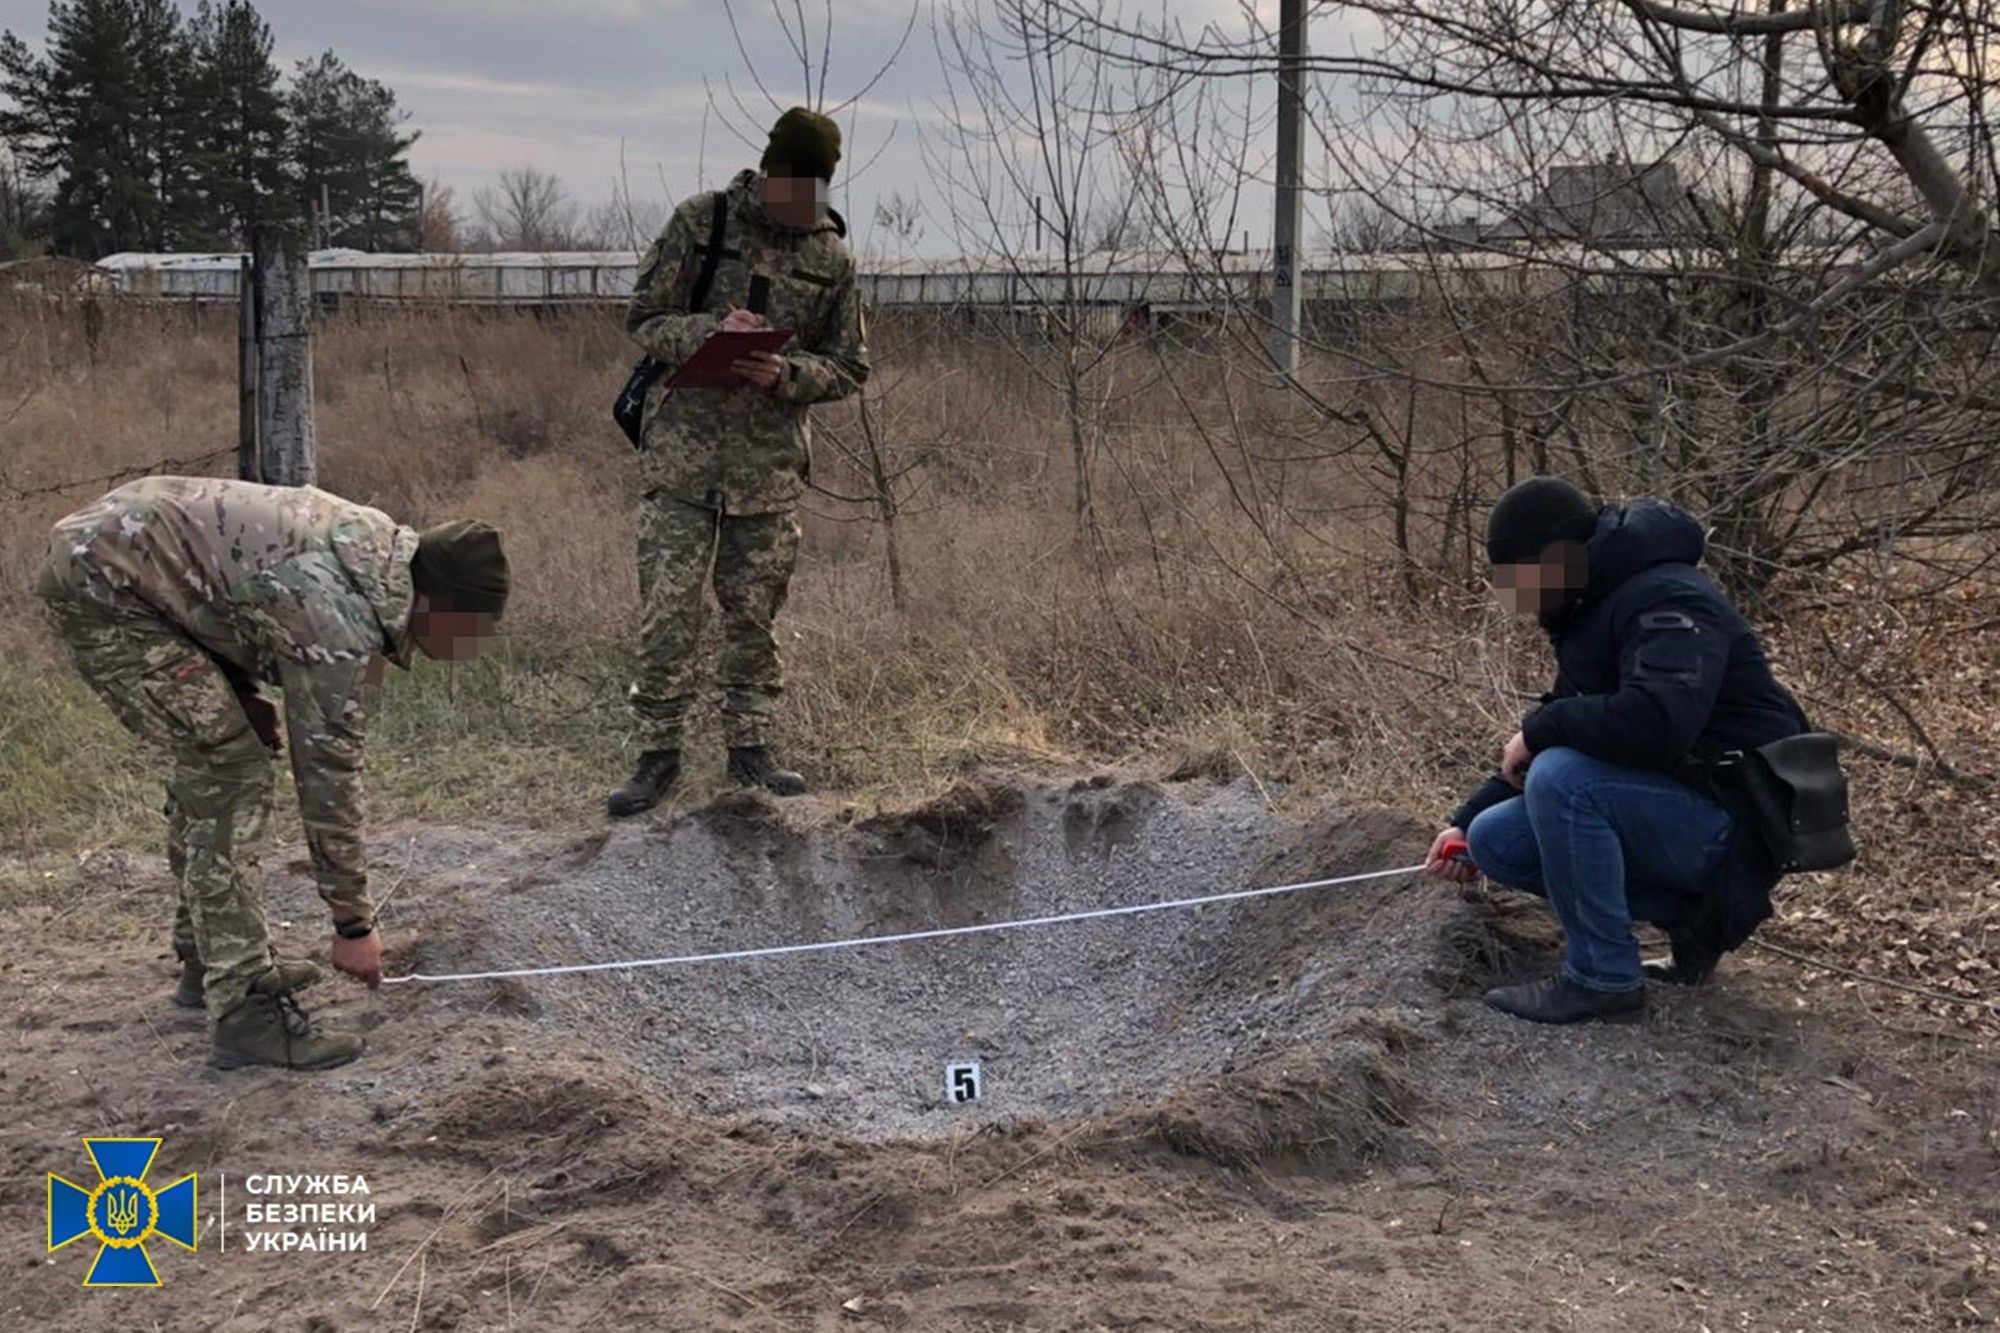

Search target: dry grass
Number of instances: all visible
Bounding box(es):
[1,293,1994,1022]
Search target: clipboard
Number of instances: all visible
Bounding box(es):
[664,329,795,389]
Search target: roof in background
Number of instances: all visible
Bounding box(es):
[1486,160,1698,242]
[96,249,640,270]
[95,243,1784,278]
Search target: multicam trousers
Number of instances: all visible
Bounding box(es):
[38,575,278,1022]
[630,493,802,751]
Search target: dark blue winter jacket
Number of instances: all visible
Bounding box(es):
[1450,500,1808,950]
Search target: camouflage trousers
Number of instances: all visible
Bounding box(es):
[631,493,801,750]
[38,583,278,1022]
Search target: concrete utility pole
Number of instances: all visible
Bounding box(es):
[1269,0,1306,376]
[252,227,316,487]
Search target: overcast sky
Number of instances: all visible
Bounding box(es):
[0,1,1317,255]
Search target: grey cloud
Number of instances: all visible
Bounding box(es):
[1,1,1310,254]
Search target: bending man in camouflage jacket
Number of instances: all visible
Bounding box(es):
[37,477,509,1071]
[608,106,870,817]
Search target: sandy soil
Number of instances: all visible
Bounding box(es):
[4,775,1996,1330]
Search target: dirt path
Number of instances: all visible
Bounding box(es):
[4,777,1995,1330]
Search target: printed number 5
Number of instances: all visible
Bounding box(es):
[945,1061,983,1105]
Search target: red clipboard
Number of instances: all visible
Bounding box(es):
[664,329,795,389]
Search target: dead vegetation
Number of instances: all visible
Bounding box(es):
[0,293,1994,1032]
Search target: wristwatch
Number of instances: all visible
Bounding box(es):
[334,919,376,940]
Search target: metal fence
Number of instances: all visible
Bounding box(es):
[83,246,1792,312]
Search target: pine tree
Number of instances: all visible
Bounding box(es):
[0,139,52,256]
[1,0,197,256]
[288,50,421,251]
[5,0,428,256]
[130,0,201,247]
[342,73,422,250]
[186,0,290,246]
[286,51,348,242]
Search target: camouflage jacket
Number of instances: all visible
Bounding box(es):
[626,169,871,514]
[41,477,418,921]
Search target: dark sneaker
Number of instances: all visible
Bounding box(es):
[607,749,681,819]
[1643,936,1720,987]
[1484,975,1646,1025]
[175,955,321,1009]
[726,746,807,797]
[211,970,363,1071]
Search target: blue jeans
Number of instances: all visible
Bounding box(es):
[1466,746,1733,993]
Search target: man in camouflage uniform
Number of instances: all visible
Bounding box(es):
[608,106,871,817]
[37,477,509,1070]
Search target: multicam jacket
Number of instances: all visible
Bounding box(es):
[39,476,418,921]
[626,169,871,514]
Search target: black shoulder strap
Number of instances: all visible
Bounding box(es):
[688,191,729,314]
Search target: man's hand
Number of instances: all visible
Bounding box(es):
[721,307,768,333]
[1500,730,1535,789]
[1425,826,1479,883]
[329,928,383,989]
[732,350,786,390]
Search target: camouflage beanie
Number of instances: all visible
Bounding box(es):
[411,520,510,618]
[760,106,841,182]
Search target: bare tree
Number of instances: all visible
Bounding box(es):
[1321,196,1400,254]
[869,188,925,258]
[1028,1,2000,604]
[1046,1,2000,282]
[472,166,581,251]
[577,176,670,252]
[927,0,1166,527]
[416,175,462,253]
[0,138,47,256]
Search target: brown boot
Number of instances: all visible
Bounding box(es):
[211,969,362,1071]
[176,953,322,1009]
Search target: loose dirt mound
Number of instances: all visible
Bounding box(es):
[399,776,1444,1154]
[6,773,1996,1330]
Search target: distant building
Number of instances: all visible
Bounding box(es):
[1409,158,1699,251]
[1490,159,1696,246]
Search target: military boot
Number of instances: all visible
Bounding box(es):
[175,953,322,1009]
[172,946,206,1009]
[211,969,363,1071]
[727,746,807,797]
[607,749,681,818]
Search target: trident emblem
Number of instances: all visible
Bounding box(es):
[105,1187,144,1236]
[48,1138,198,1287]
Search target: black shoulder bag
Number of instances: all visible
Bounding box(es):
[614,191,730,448]
[1714,733,1857,874]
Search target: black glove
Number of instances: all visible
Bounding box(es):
[237,685,283,754]
[214,656,282,754]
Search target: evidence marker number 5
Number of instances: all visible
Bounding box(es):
[944,1061,984,1106]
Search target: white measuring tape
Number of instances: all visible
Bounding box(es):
[382,860,1429,987]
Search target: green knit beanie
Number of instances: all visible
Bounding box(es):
[411,520,510,618]
[760,106,841,182]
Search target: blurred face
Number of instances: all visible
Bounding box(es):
[409,593,498,663]
[1493,541,1589,616]
[761,172,827,229]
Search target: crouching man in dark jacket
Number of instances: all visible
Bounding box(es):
[1426,477,1809,1024]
